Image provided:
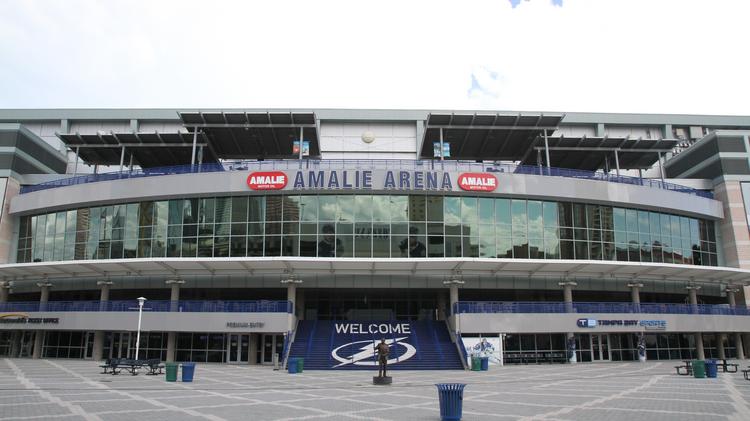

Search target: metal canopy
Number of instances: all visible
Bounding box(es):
[421,113,564,160]
[57,132,220,168]
[0,258,747,286]
[179,111,319,159]
[519,135,679,171]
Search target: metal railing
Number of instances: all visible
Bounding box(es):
[20,159,712,198]
[454,301,750,316]
[0,299,292,313]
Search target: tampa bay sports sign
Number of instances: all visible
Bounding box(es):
[246,170,498,192]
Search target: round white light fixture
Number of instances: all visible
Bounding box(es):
[361,131,375,144]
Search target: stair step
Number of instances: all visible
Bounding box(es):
[289,320,464,370]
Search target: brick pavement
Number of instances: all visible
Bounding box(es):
[1,359,749,420]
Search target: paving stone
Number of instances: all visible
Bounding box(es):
[1,358,749,420]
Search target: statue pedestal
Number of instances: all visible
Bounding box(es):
[373,376,392,385]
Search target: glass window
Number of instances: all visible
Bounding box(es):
[528,201,543,238]
[337,196,354,222]
[283,196,300,222]
[444,197,460,224]
[215,198,231,224]
[389,196,408,222]
[558,202,573,227]
[182,199,198,225]
[573,204,587,228]
[426,196,443,222]
[478,198,494,223]
[372,196,391,222]
[266,196,283,222]
[495,199,511,225]
[543,202,558,227]
[318,196,337,221]
[231,197,248,223]
[355,196,373,221]
[613,208,626,231]
[511,200,527,236]
[409,196,426,221]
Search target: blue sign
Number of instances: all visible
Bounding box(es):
[577,318,597,328]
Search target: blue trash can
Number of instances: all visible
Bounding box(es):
[181,363,196,382]
[287,358,298,374]
[705,359,718,378]
[480,357,489,371]
[435,383,466,421]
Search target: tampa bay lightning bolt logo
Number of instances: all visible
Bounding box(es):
[331,338,417,368]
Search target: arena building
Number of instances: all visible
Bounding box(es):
[0,108,749,368]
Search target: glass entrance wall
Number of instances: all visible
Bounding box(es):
[176,332,226,363]
[17,195,718,266]
[304,289,439,321]
[0,331,13,356]
[42,331,86,358]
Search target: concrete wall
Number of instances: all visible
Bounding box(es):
[320,122,417,160]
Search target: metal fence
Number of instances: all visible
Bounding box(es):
[20,159,712,198]
[454,301,750,316]
[0,299,293,313]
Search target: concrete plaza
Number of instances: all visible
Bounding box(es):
[1,359,749,420]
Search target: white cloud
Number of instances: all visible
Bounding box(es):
[0,0,748,115]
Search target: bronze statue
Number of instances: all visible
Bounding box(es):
[375,339,389,377]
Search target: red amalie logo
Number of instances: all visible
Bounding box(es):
[457,173,498,192]
[246,171,288,190]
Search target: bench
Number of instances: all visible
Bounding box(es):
[674,361,693,376]
[99,358,149,375]
[99,358,122,375]
[145,359,165,375]
[742,369,750,381]
[717,359,739,373]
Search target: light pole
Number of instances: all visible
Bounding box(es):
[135,297,146,360]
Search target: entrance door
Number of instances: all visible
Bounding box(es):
[227,334,250,363]
[110,332,132,359]
[19,332,35,357]
[84,332,95,359]
[591,334,610,361]
[259,334,285,365]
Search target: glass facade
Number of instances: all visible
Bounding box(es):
[16,194,718,266]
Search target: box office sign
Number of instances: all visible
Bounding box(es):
[0,313,59,325]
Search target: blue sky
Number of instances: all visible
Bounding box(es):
[0,0,748,114]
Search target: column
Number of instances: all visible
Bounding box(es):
[281,278,303,333]
[437,291,447,321]
[686,285,705,359]
[33,282,52,359]
[443,280,464,333]
[717,333,727,360]
[296,288,305,321]
[559,281,577,363]
[628,282,643,312]
[0,281,9,303]
[93,281,112,360]
[726,287,745,359]
[736,333,746,360]
[559,281,577,312]
[165,279,184,362]
[249,333,258,365]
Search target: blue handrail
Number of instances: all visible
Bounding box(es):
[0,299,292,313]
[455,301,750,316]
[20,159,712,198]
